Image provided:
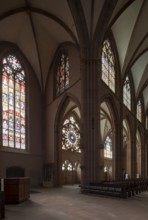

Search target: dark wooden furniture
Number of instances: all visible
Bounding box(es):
[6,167,25,178]
[80,179,148,199]
[4,177,30,204]
[0,192,5,219]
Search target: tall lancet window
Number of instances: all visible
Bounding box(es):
[101,39,115,92]
[123,76,131,110]
[137,100,142,122]
[56,53,69,95]
[2,54,26,149]
[104,135,112,159]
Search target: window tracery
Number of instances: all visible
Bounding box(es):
[62,160,73,171]
[56,53,69,95]
[123,76,131,110]
[61,116,81,153]
[2,54,26,149]
[102,39,115,92]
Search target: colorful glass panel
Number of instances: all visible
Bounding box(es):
[123,76,131,110]
[62,160,73,171]
[2,54,26,149]
[61,116,81,153]
[56,53,69,95]
[102,39,115,92]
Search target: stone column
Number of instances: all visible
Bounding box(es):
[80,48,99,184]
[131,124,136,179]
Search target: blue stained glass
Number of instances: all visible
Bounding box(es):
[2,54,26,149]
[61,116,81,153]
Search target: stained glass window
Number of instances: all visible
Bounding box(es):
[56,53,69,95]
[2,54,26,149]
[62,160,73,171]
[61,116,81,153]
[101,39,115,92]
[104,136,112,158]
[123,76,131,110]
[137,100,142,122]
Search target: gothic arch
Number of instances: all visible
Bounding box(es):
[54,93,81,186]
[0,42,41,151]
[100,96,118,181]
[136,95,145,124]
[100,93,119,123]
[122,72,136,112]
[99,31,121,94]
[0,41,41,90]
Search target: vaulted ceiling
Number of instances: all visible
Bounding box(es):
[0,0,147,110]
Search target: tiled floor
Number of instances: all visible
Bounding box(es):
[5,185,148,220]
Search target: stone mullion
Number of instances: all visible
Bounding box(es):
[90,58,99,183]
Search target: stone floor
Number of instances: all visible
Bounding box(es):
[4,185,148,220]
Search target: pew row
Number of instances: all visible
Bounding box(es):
[80,179,148,199]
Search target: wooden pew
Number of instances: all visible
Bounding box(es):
[81,182,128,198]
[81,178,148,199]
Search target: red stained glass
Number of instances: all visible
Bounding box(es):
[61,116,81,153]
[2,54,26,149]
[56,53,69,95]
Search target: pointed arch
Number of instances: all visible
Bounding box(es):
[136,96,145,123]
[100,96,118,181]
[54,93,81,186]
[101,39,116,92]
[1,52,26,149]
[54,51,70,96]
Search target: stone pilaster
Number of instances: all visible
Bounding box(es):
[80,49,99,184]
